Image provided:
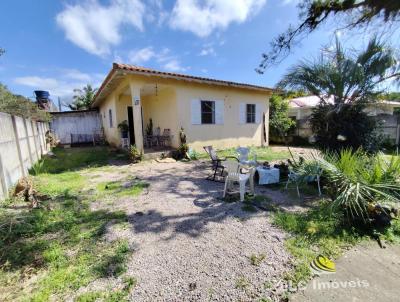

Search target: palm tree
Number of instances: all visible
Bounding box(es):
[68,84,98,110]
[277,37,399,151]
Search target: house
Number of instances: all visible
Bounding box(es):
[91,63,273,153]
[288,95,400,143]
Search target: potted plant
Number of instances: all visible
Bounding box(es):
[118,120,129,138]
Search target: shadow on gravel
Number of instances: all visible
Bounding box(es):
[125,162,279,240]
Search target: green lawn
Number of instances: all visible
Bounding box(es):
[272,201,400,285]
[0,147,143,301]
[197,146,291,162]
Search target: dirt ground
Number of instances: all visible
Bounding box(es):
[81,159,309,301]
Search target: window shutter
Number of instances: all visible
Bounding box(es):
[191,99,201,125]
[255,103,262,123]
[239,103,246,124]
[215,100,224,124]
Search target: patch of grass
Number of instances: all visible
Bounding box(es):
[76,276,137,302]
[0,155,134,301]
[197,146,290,162]
[235,276,249,290]
[37,147,128,174]
[272,201,365,285]
[242,203,258,212]
[96,178,149,197]
[249,253,266,266]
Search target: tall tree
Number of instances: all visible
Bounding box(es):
[277,37,399,151]
[68,84,98,110]
[258,0,400,72]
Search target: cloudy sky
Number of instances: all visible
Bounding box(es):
[0,0,397,108]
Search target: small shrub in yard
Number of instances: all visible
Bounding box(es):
[129,145,142,163]
[249,253,266,266]
[29,158,46,175]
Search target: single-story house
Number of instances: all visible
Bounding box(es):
[288,95,400,120]
[91,63,273,153]
[288,95,400,143]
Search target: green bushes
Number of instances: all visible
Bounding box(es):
[295,149,400,227]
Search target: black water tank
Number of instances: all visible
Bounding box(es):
[34,90,50,99]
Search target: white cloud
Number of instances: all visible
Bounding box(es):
[282,0,300,5]
[62,69,92,82]
[56,0,145,56]
[169,0,266,37]
[199,45,216,56]
[128,47,156,65]
[14,70,104,105]
[125,46,188,72]
[14,76,59,89]
[163,59,187,72]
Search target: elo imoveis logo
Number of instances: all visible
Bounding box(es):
[310,255,336,274]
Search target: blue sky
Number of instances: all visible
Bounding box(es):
[0,0,397,108]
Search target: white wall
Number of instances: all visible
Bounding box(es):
[50,111,102,144]
[0,112,49,200]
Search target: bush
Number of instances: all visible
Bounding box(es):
[129,145,142,163]
[310,104,382,153]
[298,149,400,228]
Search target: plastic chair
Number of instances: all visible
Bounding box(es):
[285,170,300,197]
[223,160,255,201]
[236,147,257,166]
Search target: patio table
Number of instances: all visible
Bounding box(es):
[256,167,280,185]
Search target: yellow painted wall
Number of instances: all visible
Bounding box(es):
[141,87,180,147]
[174,82,270,151]
[99,93,119,146]
[98,74,271,151]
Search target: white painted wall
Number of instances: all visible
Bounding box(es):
[50,111,101,144]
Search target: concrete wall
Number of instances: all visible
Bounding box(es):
[50,110,102,145]
[0,112,49,200]
[291,114,400,144]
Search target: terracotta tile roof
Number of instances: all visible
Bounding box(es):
[92,63,273,106]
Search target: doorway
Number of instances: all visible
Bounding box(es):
[127,106,135,146]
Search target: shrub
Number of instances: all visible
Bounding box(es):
[298,149,400,227]
[129,145,142,163]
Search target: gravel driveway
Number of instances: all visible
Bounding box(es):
[90,160,294,301]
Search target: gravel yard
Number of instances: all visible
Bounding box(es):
[88,160,296,301]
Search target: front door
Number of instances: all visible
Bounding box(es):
[127,106,135,146]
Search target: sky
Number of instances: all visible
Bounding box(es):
[0,0,398,109]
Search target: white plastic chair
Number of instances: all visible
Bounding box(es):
[236,147,257,166]
[285,167,322,197]
[223,160,255,201]
[285,170,300,197]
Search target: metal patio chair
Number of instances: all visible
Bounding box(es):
[203,146,238,181]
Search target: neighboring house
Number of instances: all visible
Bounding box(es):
[91,63,273,152]
[288,95,400,143]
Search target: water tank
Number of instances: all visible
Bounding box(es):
[34,90,50,100]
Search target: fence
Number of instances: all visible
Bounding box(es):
[0,112,49,200]
[50,110,102,145]
[290,114,400,145]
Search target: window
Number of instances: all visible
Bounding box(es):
[201,100,215,124]
[108,109,113,128]
[246,104,256,123]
